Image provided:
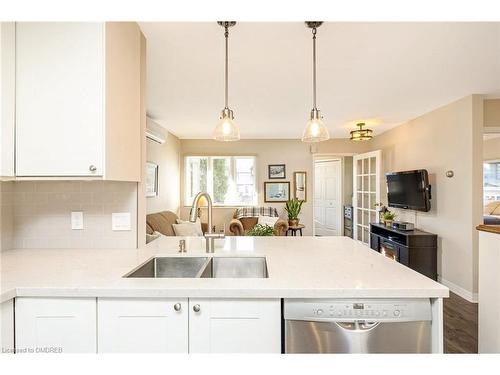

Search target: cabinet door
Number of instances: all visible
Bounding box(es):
[15,298,96,353]
[97,298,188,353]
[189,298,281,353]
[1,22,15,177]
[15,22,104,177]
[1,299,15,353]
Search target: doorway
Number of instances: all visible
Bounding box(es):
[313,158,342,236]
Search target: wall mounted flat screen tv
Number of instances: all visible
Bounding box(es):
[386,170,431,212]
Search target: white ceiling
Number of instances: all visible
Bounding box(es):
[139,22,500,139]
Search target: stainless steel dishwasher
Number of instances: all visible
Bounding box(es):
[284,299,432,353]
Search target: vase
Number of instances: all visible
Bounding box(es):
[385,220,393,228]
[289,219,299,227]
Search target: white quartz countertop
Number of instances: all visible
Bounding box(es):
[1,236,448,303]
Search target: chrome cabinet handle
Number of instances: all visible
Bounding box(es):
[89,165,97,172]
[173,303,182,312]
[193,304,201,313]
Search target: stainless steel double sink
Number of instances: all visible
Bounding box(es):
[124,256,268,279]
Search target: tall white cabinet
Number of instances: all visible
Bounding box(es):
[1,22,15,178]
[10,22,142,180]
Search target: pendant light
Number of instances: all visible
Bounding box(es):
[302,21,330,143]
[213,21,240,141]
[350,122,373,141]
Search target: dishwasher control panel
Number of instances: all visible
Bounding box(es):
[284,299,432,322]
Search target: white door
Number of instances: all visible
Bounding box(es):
[353,150,382,245]
[15,23,104,176]
[314,159,342,236]
[189,299,281,353]
[97,298,188,353]
[15,297,97,353]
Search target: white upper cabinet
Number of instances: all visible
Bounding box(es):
[1,22,15,178]
[188,298,281,353]
[14,22,143,180]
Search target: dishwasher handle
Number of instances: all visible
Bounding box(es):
[335,321,380,331]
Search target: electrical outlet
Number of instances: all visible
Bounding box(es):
[71,211,84,230]
[112,212,131,231]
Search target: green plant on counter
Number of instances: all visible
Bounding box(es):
[284,198,303,220]
[382,210,396,221]
[247,224,274,236]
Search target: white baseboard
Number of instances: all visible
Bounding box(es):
[438,277,478,303]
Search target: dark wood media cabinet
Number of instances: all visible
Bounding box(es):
[370,223,437,280]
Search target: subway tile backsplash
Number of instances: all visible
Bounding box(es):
[1,181,137,250]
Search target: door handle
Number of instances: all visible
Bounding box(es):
[193,304,201,313]
[335,321,380,331]
[173,303,182,312]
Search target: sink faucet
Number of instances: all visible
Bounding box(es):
[189,192,225,253]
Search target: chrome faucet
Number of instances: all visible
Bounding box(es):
[189,192,225,253]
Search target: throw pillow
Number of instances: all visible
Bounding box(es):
[176,218,203,236]
[257,215,279,227]
[146,231,162,244]
[172,223,203,237]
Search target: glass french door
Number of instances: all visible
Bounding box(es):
[353,150,381,244]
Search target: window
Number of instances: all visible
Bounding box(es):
[185,156,257,206]
[484,161,500,203]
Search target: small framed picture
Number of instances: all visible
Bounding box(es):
[264,181,290,202]
[268,164,286,179]
[145,162,159,198]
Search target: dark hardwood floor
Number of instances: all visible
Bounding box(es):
[444,292,478,353]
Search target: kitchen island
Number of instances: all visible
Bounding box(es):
[1,236,448,353]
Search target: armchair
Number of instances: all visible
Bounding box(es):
[229,208,288,236]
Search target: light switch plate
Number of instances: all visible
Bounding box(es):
[71,211,84,230]
[112,212,131,231]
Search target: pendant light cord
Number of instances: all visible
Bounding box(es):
[224,24,229,109]
[312,27,317,110]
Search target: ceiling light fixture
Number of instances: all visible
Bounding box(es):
[213,21,240,142]
[302,21,330,143]
[350,122,373,141]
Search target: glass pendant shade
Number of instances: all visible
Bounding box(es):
[350,122,373,141]
[302,109,330,142]
[213,108,240,141]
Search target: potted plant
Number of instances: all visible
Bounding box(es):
[247,224,274,236]
[382,210,396,227]
[285,198,303,227]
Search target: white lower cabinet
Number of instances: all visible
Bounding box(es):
[189,298,281,353]
[15,297,97,353]
[97,298,188,353]
[13,297,281,353]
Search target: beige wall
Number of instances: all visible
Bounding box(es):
[484,137,500,160]
[146,132,181,215]
[369,95,484,300]
[484,99,500,128]
[179,139,367,235]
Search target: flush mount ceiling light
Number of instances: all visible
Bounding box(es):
[350,122,373,141]
[302,21,330,143]
[213,21,240,142]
